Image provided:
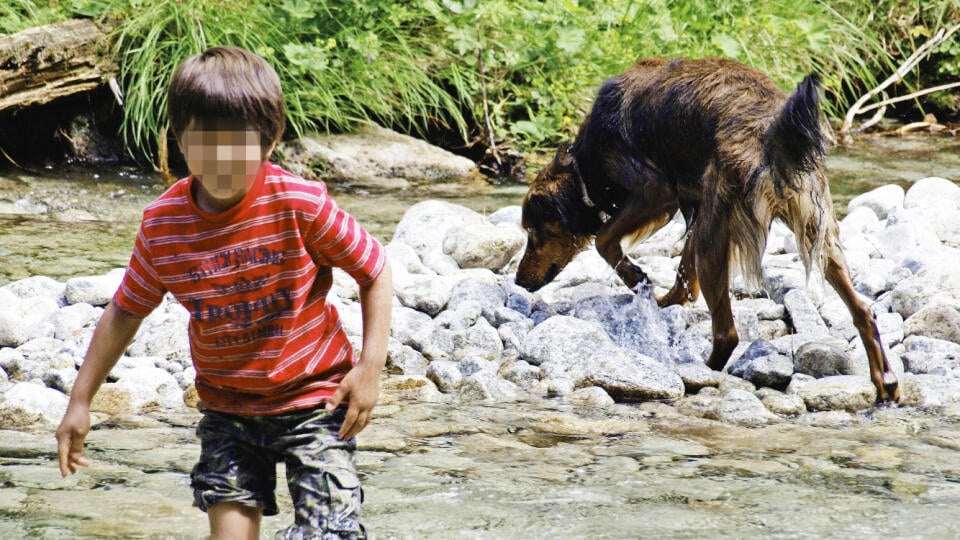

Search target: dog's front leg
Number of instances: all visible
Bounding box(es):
[595,206,674,291]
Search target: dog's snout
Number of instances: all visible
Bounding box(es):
[514,273,541,293]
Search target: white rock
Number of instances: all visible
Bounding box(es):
[0,381,68,425]
[1,276,65,303]
[393,200,486,257]
[443,221,526,272]
[64,268,125,306]
[716,388,779,426]
[795,375,876,412]
[847,184,904,220]
[904,177,960,210]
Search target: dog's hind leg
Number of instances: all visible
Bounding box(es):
[820,229,901,402]
[694,221,739,371]
[657,232,700,307]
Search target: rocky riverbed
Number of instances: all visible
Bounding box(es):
[2,176,960,537]
[3,176,960,423]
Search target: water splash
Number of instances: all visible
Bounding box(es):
[573,283,678,364]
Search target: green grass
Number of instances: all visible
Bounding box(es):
[3,0,959,161]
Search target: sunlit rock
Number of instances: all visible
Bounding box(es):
[425,359,462,392]
[796,375,876,412]
[392,200,485,258]
[443,220,525,272]
[903,304,960,345]
[63,268,124,306]
[0,381,67,425]
[716,389,779,426]
[847,183,904,220]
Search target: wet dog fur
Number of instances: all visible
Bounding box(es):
[515,57,900,402]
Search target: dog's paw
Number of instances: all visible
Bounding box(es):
[615,259,649,290]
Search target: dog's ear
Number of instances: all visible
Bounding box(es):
[558,142,577,167]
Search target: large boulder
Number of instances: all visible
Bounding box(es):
[276,124,481,184]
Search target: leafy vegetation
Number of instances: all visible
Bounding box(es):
[2,0,958,161]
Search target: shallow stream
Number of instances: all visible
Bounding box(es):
[1,135,960,539]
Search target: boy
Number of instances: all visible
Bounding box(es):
[55,46,392,540]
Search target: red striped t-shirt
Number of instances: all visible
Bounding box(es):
[113,162,386,415]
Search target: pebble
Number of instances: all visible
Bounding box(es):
[3,179,960,430]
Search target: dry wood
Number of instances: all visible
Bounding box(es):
[841,23,960,140]
[0,18,116,113]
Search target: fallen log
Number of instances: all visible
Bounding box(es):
[0,18,117,113]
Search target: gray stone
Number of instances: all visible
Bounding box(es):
[847,183,904,220]
[432,311,502,361]
[487,206,521,227]
[64,268,124,306]
[796,375,876,412]
[385,241,430,275]
[443,221,525,272]
[392,200,486,258]
[577,351,685,402]
[425,360,462,392]
[390,306,438,356]
[727,352,794,390]
[674,362,721,393]
[385,342,429,376]
[900,374,960,408]
[394,274,456,317]
[447,279,507,324]
[521,315,683,401]
[459,371,521,402]
[0,381,68,425]
[420,249,461,276]
[1,276,65,303]
[277,125,479,184]
[457,356,497,378]
[716,389,779,426]
[758,390,807,416]
[882,254,960,319]
[794,341,861,378]
[565,386,615,408]
[126,300,190,361]
[51,302,102,341]
[736,298,786,320]
[783,289,829,337]
[903,305,960,345]
[499,360,541,388]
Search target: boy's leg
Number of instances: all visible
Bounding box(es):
[272,407,365,539]
[208,501,262,540]
[191,410,280,538]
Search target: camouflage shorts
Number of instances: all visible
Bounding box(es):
[191,405,365,539]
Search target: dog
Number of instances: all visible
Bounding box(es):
[515,57,900,403]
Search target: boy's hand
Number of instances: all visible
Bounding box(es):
[56,403,92,477]
[326,364,381,440]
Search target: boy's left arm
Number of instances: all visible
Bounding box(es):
[326,260,393,440]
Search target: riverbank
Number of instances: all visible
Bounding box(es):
[2,177,960,536]
[2,177,960,424]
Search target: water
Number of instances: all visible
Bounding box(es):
[4,400,960,538]
[2,135,960,538]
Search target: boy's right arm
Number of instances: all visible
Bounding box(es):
[56,302,144,477]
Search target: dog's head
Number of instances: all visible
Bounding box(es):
[515,143,595,292]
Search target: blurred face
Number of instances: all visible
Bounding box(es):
[180,117,264,203]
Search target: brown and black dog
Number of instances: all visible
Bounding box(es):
[515,57,899,402]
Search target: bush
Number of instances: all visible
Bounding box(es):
[3,0,958,159]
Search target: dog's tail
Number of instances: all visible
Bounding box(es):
[764,73,825,196]
[761,73,831,283]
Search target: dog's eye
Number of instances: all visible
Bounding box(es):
[525,227,541,247]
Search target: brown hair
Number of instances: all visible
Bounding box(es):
[167,46,285,158]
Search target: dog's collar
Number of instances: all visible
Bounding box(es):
[572,157,611,224]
